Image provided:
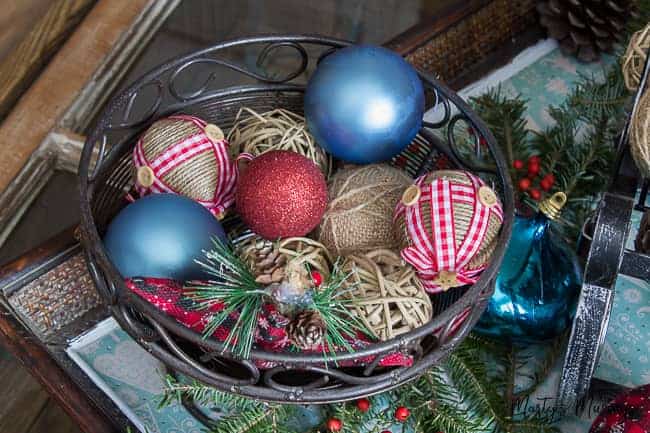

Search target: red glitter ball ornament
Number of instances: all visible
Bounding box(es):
[589,384,650,433]
[236,150,327,239]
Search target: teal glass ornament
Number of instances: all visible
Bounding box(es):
[475,192,582,343]
[104,193,226,281]
[304,44,425,164]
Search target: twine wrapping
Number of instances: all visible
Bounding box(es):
[227,107,332,178]
[622,23,650,91]
[317,164,412,256]
[133,115,237,217]
[342,250,432,341]
[394,170,503,293]
[630,89,650,178]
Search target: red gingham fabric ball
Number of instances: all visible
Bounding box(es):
[589,384,650,433]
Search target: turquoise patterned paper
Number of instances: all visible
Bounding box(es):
[68,42,644,432]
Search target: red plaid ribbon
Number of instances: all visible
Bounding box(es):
[124,277,422,368]
[394,171,503,293]
[133,115,237,217]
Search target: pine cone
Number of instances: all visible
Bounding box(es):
[635,210,650,254]
[537,0,638,62]
[241,239,287,285]
[287,311,325,350]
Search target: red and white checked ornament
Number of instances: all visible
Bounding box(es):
[132,115,237,218]
[393,170,503,293]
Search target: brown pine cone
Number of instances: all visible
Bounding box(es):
[635,210,650,254]
[287,311,325,350]
[537,0,638,62]
[240,239,287,285]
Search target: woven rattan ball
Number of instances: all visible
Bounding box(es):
[394,170,503,293]
[227,107,332,178]
[133,115,237,218]
[317,164,412,256]
[236,234,332,288]
[342,250,432,341]
[622,23,650,91]
[630,89,650,178]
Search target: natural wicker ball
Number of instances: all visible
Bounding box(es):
[394,170,503,293]
[236,234,332,287]
[630,90,650,178]
[342,250,432,341]
[227,108,332,178]
[317,164,412,256]
[622,23,650,91]
[133,115,237,218]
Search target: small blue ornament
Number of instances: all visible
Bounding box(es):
[304,45,425,164]
[475,193,582,344]
[104,193,226,281]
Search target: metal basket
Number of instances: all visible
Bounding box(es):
[78,35,514,404]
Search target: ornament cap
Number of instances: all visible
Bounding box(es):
[402,185,421,206]
[136,166,155,187]
[539,191,567,220]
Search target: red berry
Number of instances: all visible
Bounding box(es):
[529,189,541,201]
[326,418,342,431]
[380,431,392,433]
[527,163,540,178]
[513,159,524,170]
[518,178,531,191]
[540,178,553,191]
[528,155,541,164]
[543,173,555,184]
[479,136,487,147]
[394,406,410,422]
[311,270,323,287]
[356,398,371,412]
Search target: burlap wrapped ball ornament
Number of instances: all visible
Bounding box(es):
[133,115,237,218]
[622,23,650,91]
[342,250,432,341]
[394,170,503,293]
[317,164,412,256]
[227,108,332,178]
[236,150,328,239]
[630,89,650,178]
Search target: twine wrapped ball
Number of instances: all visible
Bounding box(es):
[227,107,332,178]
[394,170,503,293]
[622,23,650,91]
[133,115,237,218]
[630,90,650,178]
[317,164,412,256]
[342,250,432,341]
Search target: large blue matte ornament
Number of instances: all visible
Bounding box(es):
[104,194,226,281]
[304,45,425,164]
[474,204,582,343]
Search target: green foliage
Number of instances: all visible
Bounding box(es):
[190,237,267,359]
[308,261,373,355]
[190,239,370,360]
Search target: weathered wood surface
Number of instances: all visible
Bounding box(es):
[0,0,150,197]
[0,0,96,122]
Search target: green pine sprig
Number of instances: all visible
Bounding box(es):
[308,261,373,356]
[189,237,266,359]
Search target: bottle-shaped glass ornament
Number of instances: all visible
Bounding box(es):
[474,192,582,343]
